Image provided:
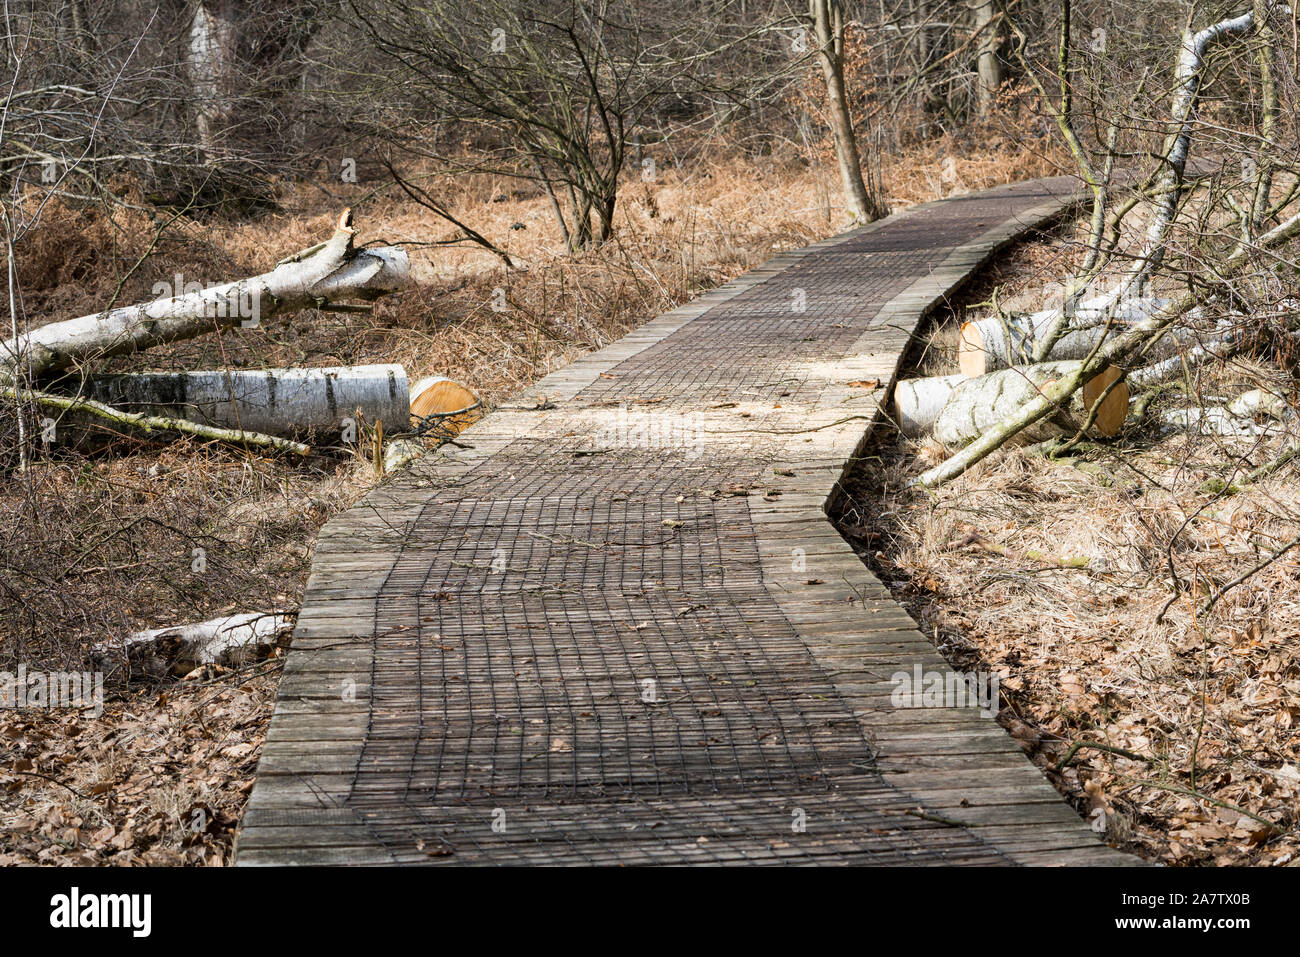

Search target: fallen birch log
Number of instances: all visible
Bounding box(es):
[958,297,1175,377]
[377,374,483,474]
[1228,388,1289,421]
[94,612,293,679]
[932,361,1128,449]
[914,7,1300,488]
[4,385,311,455]
[893,374,965,437]
[0,210,410,382]
[77,364,409,439]
[1158,406,1282,437]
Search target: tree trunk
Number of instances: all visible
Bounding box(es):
[188,0,239,158]
[913,0,930,65]
[66,0,96,57]
[970,0,1001,119]
[409,375,481,438]
[1132,8,1262,290]
[894,374,965,436]
[958,297,1175,376]
[0,211,409,382]
[76,364,410,439]
[811,0,882,222]
[933,361,1128,448]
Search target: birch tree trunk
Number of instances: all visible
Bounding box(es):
[79,364,410,439]
[0,211,410,383]
[1130,7,1267,290]
[958,297,1176,376]
[933,361,1128,448]
[188,0,239,158]
[894,374,965,436]
[971,0,1002,119]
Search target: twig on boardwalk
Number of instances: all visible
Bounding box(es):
[899,807,966,827]
[702,414,876,435]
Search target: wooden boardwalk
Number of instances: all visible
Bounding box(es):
[237,177,1138,865]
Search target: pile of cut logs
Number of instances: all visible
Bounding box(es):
[0,209,480,470]
[893,296,1182,446]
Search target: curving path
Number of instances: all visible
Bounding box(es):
[236,177,1138,865]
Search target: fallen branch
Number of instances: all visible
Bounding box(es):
[382,160,515,267]
[1114,773,1287,835]
[1243,440,1300,485]
[1054,740,1151,772]
[951,531,1091,569]
[1127,332,1242,389]
[1,209,410,382]
[1129,319,1300,389]
[94,612,294,679]
[1199,534,1300,617]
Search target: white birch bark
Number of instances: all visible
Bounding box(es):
[0,211,410,383]
[188,0,238,157]
[894,374,965,436]
[96,612,293,678]
[80,364,410,438]
[933,361,1128,448]
[958,297,1174,376]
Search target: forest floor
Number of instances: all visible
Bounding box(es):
[1,127,1099,866]
[833,222,1300,867]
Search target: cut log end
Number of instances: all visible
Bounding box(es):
[1080,364,1129,436]
[410,375,481,436]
